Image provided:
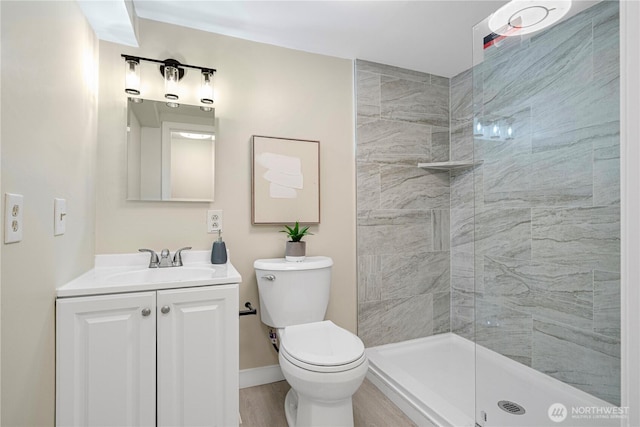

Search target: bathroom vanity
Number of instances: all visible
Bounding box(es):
[55,251,240,427]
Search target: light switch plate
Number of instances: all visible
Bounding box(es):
[5,193,23,244]
[54,198,66,236]
[207,209,223,233]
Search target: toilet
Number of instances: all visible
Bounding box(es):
[254,256,368,427]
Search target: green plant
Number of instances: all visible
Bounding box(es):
[280,221,313,242]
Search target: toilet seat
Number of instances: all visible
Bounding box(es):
[280,320,366,373]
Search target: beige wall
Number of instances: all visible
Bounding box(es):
[1,2,98,426]
[96,19,356,370]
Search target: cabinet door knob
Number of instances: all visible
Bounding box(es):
[161,305,171,314]
[141,307,151,317]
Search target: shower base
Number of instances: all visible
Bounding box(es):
[366,333,619,427]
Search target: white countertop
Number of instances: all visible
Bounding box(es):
[57,250,242,298]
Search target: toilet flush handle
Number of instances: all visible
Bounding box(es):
[262,274,276,281]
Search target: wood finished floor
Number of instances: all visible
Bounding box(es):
[239,378,417,427]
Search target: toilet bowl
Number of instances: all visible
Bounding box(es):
[278,321,369,427]
[253,257,368,427]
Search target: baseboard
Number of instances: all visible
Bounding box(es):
[239,364,285,389]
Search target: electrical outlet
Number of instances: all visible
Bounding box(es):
[5,193,23,244]
[207,209,223,233]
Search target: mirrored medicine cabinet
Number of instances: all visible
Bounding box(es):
[126,98,215,202]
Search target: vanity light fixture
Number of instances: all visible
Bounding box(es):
[121,54,217,108]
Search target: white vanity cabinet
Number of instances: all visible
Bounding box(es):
[56,283,239,427]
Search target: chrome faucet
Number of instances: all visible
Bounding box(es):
[139,249,160,268]
[172,247,192,267]
[158,248,172,268]
[139,247,192,268]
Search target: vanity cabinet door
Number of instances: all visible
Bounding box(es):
[157,284,239,427]
[56,292,156,427]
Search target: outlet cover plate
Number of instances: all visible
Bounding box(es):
[5,193,23,244]
[207,209,222,233]
[54,198,67,236]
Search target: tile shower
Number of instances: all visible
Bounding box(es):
[356,60,452,348]
[356,0,621,409]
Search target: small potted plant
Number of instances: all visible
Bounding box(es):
[281,221,313,262]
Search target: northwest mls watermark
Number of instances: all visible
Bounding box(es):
[548,403,629,423]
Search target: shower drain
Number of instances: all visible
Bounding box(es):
[497,400,526,415]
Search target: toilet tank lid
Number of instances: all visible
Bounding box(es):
[254,256,333,271]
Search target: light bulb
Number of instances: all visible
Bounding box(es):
[164,65,180,101]
[200,70,214,104]
[125,58,140,95]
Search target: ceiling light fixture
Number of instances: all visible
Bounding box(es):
[488,0,572,36]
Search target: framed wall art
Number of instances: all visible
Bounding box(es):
[251,135,320,224]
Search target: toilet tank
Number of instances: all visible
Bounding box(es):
[254,256,333,328]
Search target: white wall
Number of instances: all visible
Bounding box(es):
[0,1,98,425]
[96,19,356,370]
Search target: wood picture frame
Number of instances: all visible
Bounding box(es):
[251,135,320,224]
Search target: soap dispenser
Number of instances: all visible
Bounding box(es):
[211,230,228,264]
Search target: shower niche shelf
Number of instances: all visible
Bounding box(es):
[417,160,483,171]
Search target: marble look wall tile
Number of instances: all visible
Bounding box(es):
[433,291,451,334]
[593,1,619,83]
[594,270,621,340]
[450,208,474,252]
[484,256,593,329]
[357,71,380,119]
[532,76,619,139]
[380,165,450,210]
[358,255,382,302]
[451,289,475,340]
[450,76,472,130]
[593,126,621,206]
[430,74,450,88]
[451,168,474,210]
[432,210,450,251]
[531,206,620,272]
[450,122,474,162]
[356,119,430,163]
[431,126,450,162]
[533,318,620,406]
[381,76,449,127]
[356,162,380,211]
[475,208,531,260]
[476,300,533,366]
[451,68,472,87]
[380,251,450,299]
[451,248,474,292]
[485,21,592,115]
[357,210,432,256]
[358,293,434,347]
[356,59,431,83]
[527,137,593,207]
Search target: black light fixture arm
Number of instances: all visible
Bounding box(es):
[121,54,217,74]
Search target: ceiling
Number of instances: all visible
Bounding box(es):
[131,1,509,78]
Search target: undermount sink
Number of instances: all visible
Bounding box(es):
[106,266,218,285]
